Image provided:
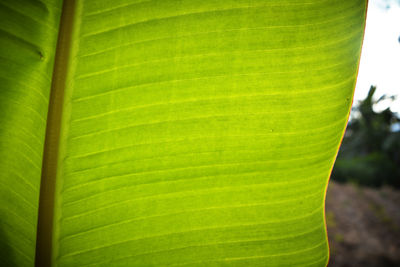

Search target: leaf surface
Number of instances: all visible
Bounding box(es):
[0,0,367,266]
[0,0,62,266]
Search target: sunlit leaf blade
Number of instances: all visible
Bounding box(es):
[0,0,62,266]
[50,0,367,266]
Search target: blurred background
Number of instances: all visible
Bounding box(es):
[326,0,400,266]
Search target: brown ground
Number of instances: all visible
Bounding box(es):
[326,181,400,267]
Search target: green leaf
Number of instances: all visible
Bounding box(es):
[0,0,367,266]
[0,0,62,266]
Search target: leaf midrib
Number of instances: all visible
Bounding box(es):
[35,0,77,266]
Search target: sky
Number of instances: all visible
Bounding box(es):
[354,0,400,113]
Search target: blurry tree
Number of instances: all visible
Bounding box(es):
[332,86,400,187]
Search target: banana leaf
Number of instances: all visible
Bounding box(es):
[0,0,367,266]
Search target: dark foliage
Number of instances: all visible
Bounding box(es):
[332,86,400,187]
